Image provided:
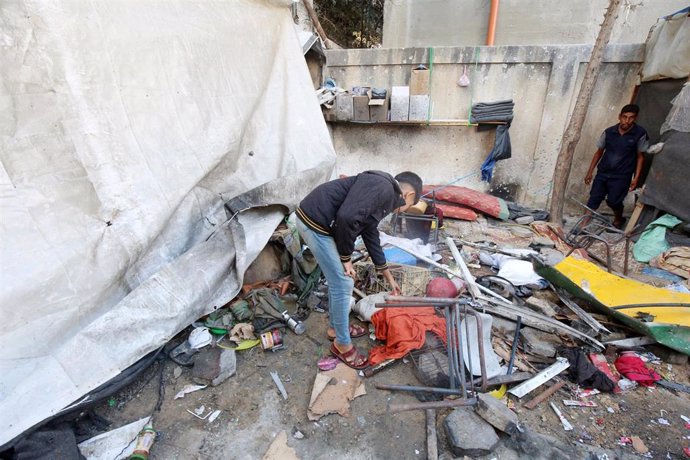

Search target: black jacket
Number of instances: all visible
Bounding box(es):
[296,171,405,270]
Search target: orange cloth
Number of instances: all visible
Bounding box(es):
[368,307,447,365]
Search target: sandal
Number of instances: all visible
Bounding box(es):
[329,343,369,370]
[327,324,368,341]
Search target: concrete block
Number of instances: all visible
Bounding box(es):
[444,408,499,457]
[408,95,430,121]
[352,95,370,121]
[410,68,430,95]
[192,348,236,386]
[476,393,519,435]
[525,296,559,317]
[520,328,560,358]
[390,86,409,121]
[335,94,353,121]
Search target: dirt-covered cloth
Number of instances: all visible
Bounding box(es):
[562,348,616,392]
[368,307,446,365]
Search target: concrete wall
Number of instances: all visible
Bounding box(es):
[383,0,687,48]
[324,45,644,209]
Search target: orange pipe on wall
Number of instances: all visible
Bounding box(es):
[486,0,499,46]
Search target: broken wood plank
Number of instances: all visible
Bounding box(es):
[554,287,610,334]
[446,237,481,299]
[486,372,532,386]
[426,409,438,460]
[508,357,569,398]
[523,381,566,410]
[479,297,605,350]
[603,336,656,347]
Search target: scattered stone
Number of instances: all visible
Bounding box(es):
[520,328,560,358]
[444,408,499,457]
[531,236,556,249]
[192,348,236,386]
[630,436,648,454]
[173,366,182,379]
[525,296,559,317]
[292,429,304,440]
[476,393,519,435]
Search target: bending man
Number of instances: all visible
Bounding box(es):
[295,171,423,369]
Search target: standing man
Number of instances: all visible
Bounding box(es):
[295,171,423,369]
[584,104,649,228]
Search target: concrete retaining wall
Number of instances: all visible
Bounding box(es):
[324,45,644,210]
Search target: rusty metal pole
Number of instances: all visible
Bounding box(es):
[548,0,623,225]
[303,0,331,49]
[486,0,500,45]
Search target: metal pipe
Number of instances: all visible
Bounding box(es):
[454,304,467,398]
[472,310,489,392]
[386,295,471,305]
[507,316,521,375]
[450,304,464,396]
[444,306,457,389]
[375,383,464,395]
[390,398,477,413]
[486,0,500,45]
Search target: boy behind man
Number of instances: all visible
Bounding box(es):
[584,104,649,228]
[295,171,423,369]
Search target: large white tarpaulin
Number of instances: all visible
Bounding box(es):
[641,8,690,82]
[0,0,335,445]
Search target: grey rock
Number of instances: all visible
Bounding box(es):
[192,348,236,386]
[443,408,499,457]
[520,327,561,358]
[476,393,519,435]
[515,216,535,225]
[525,296,559,317]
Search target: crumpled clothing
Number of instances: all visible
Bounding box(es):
[368,307,446,365]
[562,348,616,392]
[614,353,661,387]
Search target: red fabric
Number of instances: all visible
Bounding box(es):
[435,203,478,221]
[424,185,501,218]
[368,307,447,365]
[614,354,661,387]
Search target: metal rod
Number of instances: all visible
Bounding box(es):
[390,397,477,413]
[451,304,465,397]
[454,304,467,398]
[473,310,488,392]
[386,295,470,306]
[444,306,457,390]
[507,316,522,375]
[524,381,565,410]
[375,383,464,395]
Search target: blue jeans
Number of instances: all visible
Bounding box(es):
[295,217,354,346]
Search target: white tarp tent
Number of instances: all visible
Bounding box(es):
[0,0,335,446]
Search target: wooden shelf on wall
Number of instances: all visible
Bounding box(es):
[325,119,507,126]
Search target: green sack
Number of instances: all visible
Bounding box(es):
[633,214,682,263]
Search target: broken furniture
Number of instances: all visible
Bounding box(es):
[565,200,639,275]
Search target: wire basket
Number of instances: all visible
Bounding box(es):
[355,262,431,296]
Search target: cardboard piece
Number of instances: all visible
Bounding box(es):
[352,95,370,121]
[410,69,430,95]
[262,431,299,460]
[307,363,366,420]
[390,86,410,121]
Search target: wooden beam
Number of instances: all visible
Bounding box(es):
[303,0,331,49]
[548,0,623,225]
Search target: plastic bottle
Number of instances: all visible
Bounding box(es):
[129,424,156,460]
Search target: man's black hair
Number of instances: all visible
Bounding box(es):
[620,104,639,115]
[395,171,423,205]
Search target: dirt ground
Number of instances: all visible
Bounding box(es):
[89,216,690,459]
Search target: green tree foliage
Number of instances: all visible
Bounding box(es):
[314,0,384,48]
